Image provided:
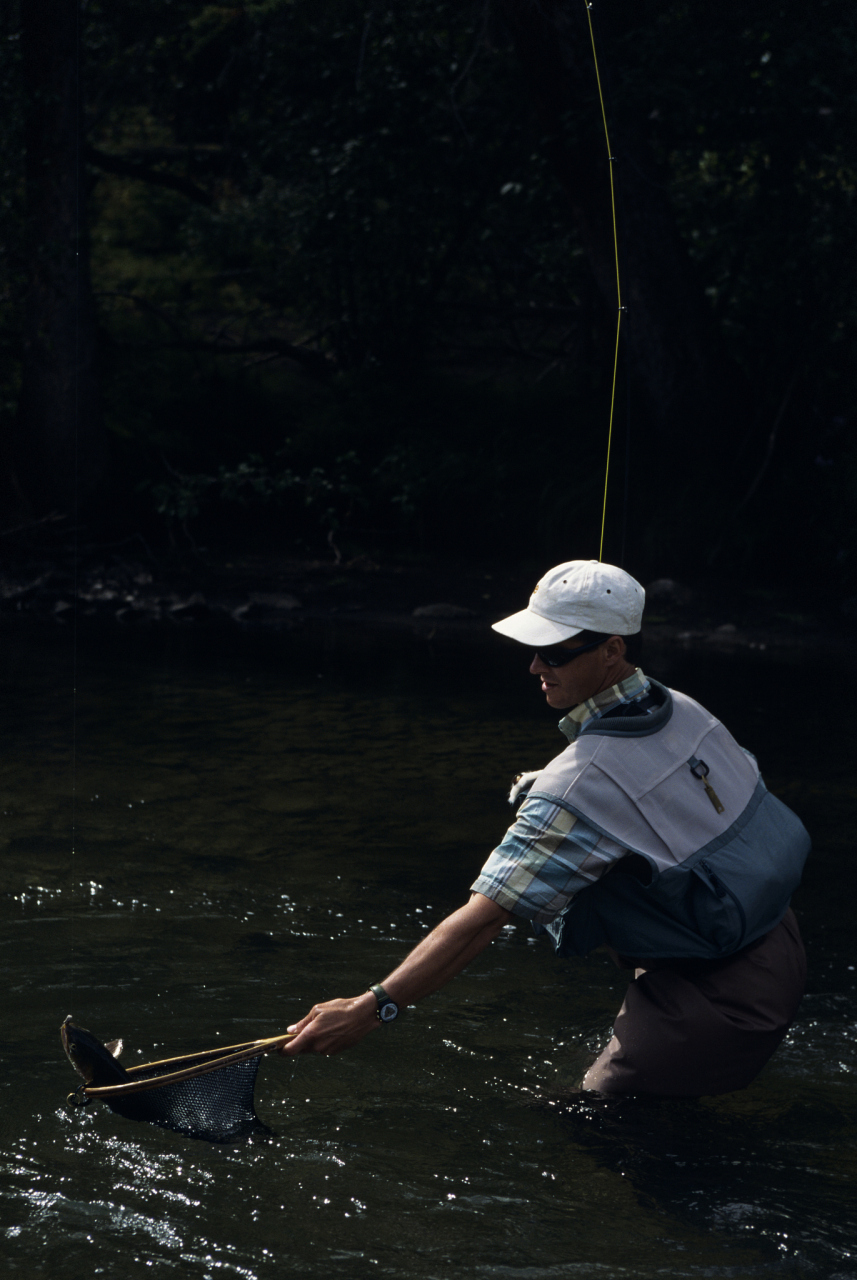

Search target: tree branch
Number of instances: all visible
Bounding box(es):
[85,145,214,207]
[150,337,334,378]
[0,510,65,538]
[734,370,801,515]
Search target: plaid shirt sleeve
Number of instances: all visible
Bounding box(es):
[470,795,629,924]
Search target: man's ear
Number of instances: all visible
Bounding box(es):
[605,634,627,662]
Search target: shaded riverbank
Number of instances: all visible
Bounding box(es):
[1,542,853,659]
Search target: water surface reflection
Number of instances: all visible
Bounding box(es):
[0,621,854,1277]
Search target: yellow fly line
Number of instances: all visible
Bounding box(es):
[584,1,623,562]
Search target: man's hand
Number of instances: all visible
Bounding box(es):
[280,991,379,1057]
[509,770,541,806]
[280,893,512,1057]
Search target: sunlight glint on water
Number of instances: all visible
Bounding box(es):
[0,621,855,1277]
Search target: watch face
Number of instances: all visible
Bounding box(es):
[379,1002,398,1022]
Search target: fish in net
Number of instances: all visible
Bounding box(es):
[61,1016,292,1143]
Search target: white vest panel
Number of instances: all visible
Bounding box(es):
[532,689,760,871]
[527,682,810,959]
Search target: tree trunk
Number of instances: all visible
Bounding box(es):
[499,0,751,507]
[15,0,103,519]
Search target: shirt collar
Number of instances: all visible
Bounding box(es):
[558,668,651,743]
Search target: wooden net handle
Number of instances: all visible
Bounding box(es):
[83,1032,295,1100]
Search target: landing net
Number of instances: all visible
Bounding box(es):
[69,1033,291,1143]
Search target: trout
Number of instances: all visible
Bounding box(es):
[60,1015,166,1123]
[60,1016,128,1090]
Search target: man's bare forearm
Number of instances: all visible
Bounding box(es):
[380,894,511,1003]
[281,893,512,1056]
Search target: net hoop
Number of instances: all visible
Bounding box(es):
[80,1032,294,1101]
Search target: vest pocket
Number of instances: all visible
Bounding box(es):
[690,861,747,952]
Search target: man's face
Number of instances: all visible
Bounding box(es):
[529,635,628,710]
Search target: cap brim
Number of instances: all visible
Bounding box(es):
[491,608,583,646]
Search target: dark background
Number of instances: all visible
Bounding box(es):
[0,0,854,597]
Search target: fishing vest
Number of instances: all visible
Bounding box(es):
[528,680,810,961]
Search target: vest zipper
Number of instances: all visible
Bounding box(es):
[688,757,725,813]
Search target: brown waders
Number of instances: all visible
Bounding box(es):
[583,908,806,1096]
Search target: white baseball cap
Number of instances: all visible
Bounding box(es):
[492,560,645,646]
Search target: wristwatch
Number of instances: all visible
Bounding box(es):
[368,983,399,1023]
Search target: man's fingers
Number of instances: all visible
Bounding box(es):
[281,1023,345,1057]
[278,1007,320,1053]
[279,1016,329,1055]
[279,1027,315,1056]
[278,995,379,1056]
[287,1009,317,1035]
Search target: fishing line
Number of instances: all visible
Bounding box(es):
[584,1,624,562]
[70,0,82,996]
[620,319,631,568]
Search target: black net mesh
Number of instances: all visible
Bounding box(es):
[62,1019,284,1143]
[107,1055,267,1143]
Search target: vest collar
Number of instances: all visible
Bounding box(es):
[558,668,652,743]
[580,679,673,737]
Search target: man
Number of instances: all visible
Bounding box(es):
[283,560,809,1096]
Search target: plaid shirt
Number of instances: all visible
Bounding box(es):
[471,669,655,924]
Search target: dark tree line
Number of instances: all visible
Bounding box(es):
[0,1,854,584]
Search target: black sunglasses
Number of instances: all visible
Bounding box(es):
[534,636,606,668]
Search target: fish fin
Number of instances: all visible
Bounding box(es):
[105,1038,123,1059]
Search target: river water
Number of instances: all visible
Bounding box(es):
[0,618,854,1278]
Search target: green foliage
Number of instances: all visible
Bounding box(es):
[124,354,608,560]
[146,450,366,534]
[0,1,23,421]
[0,1,855,582]
[631,3,857,376]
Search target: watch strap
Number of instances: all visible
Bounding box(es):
[368,983,399,1023]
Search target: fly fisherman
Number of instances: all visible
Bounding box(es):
[283,561,809,1096]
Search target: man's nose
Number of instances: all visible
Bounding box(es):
[529,653,548,675]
